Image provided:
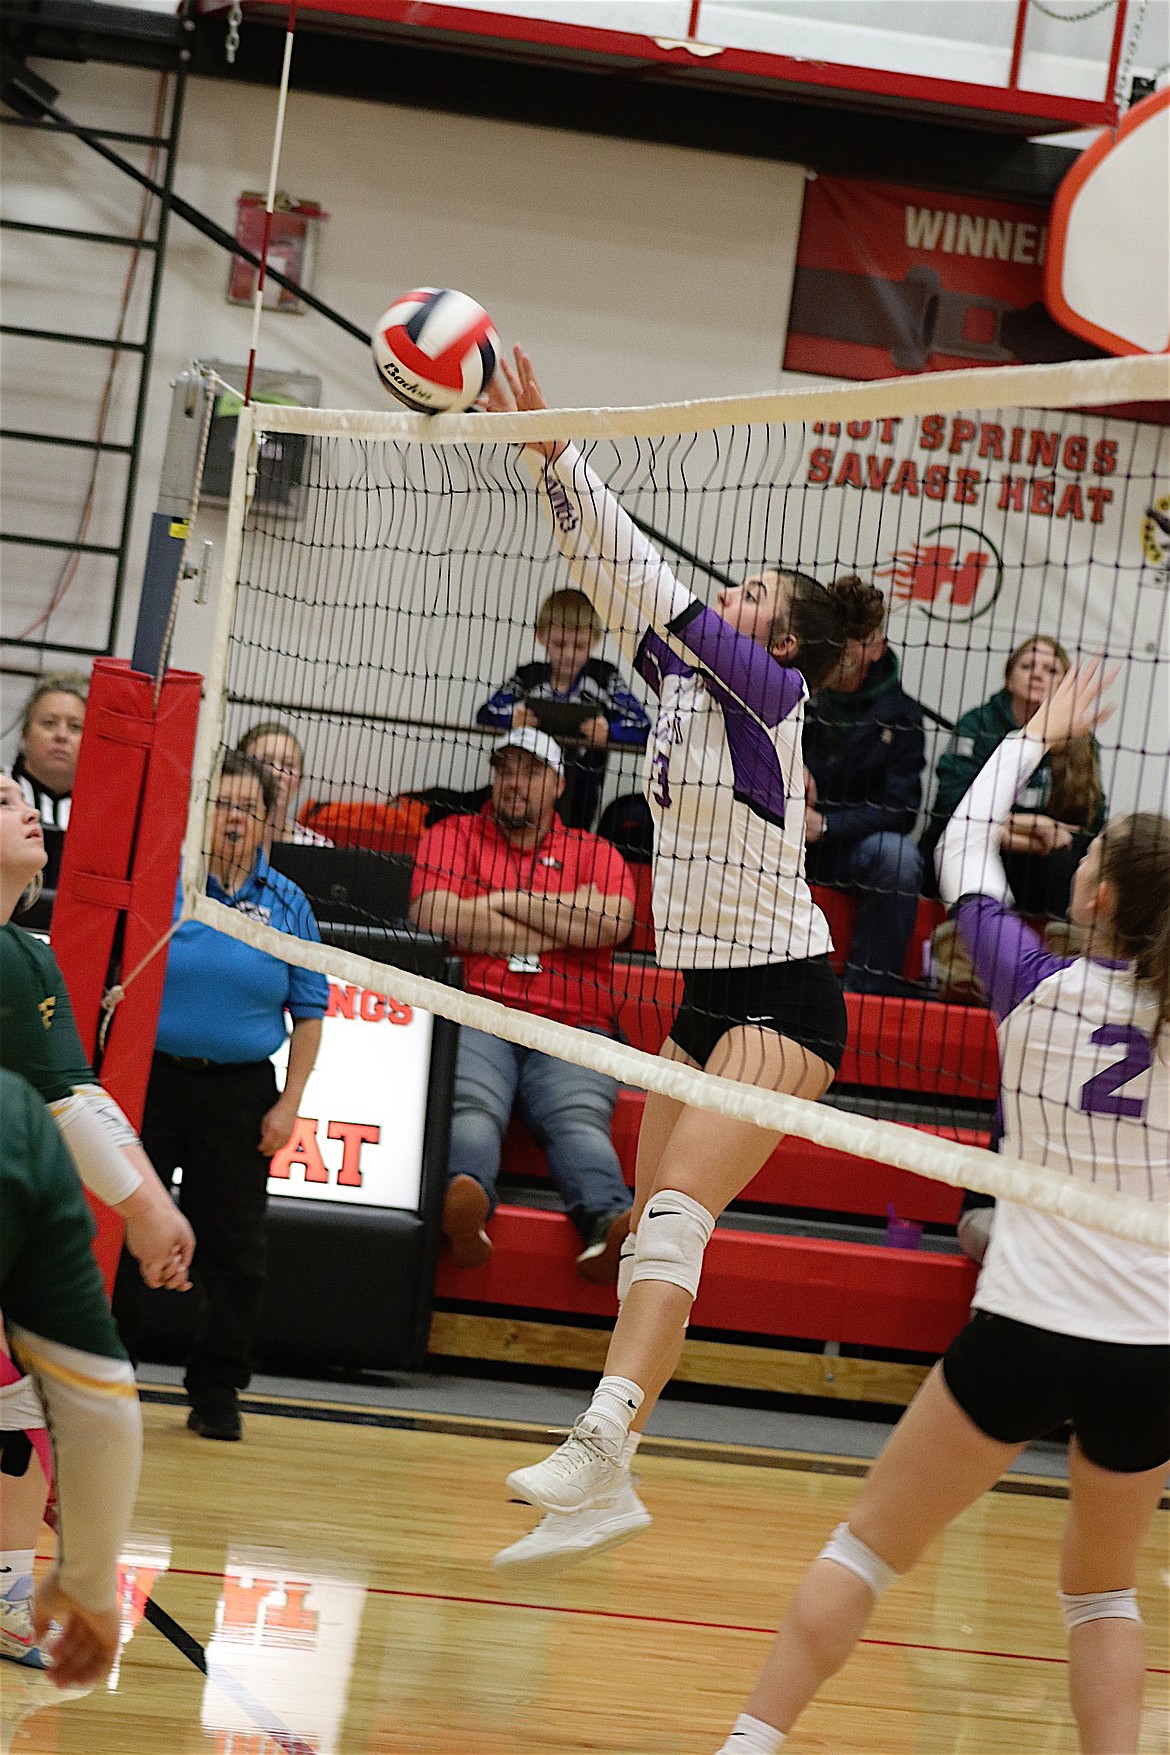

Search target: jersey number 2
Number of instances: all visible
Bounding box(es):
[1079,1024,1152,1120]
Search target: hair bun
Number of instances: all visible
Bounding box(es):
[830,575,886,644]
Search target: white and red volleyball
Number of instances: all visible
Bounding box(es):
[371,287,499,413]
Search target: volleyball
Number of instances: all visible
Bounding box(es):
[371,287,499,413]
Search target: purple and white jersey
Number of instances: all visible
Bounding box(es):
[939,734,1169,1345]
[959,899,1169,1344]
[531,447,831,970]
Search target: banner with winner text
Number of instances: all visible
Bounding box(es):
[784,174,1102,381]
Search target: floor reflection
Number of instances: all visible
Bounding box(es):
[201,1551,367,1754]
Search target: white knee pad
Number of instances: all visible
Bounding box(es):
[1059,1588,1142,1632]
[617,1229,637,1304]
[818,1522,899,1599]
[630,1190,716,1301]
[0,1374,46,1432]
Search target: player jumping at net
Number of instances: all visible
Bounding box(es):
[711,659,1169,1755]
[486,347,883,1571]
[0,772,192,1668]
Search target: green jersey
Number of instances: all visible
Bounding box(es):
[0,1067,126,1360]
[0,921,94,1103]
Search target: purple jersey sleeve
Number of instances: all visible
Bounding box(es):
[667,602,806,727]
[634,629,793,828]
[635,628,695,697]
[953,893,1072,1022]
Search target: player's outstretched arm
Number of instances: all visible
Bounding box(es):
[934,663,1118,1018]
[490,345,696,673]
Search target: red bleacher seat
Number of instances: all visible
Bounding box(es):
[840,993,998,1100]
[503,1091,980,1224]
[624,881,944,977]
[611,964,999,1102]
[626,862,655,954]
[811,884,856,976]
[611,961,682,1053]
[809,885,945,981]
[434,1205,977,1354]
[298,797,425,855]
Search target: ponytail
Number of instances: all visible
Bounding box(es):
[771,570,886,692]
[1099,813,1170,1040]
[1048,735,1105,830]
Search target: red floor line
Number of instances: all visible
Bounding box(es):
[91,1558,1168,1675]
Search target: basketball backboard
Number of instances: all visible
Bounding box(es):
[1045,87,1170,356]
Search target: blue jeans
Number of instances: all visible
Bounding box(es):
[447,1027,630,1236]
[807,830,923,992]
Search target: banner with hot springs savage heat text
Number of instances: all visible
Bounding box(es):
[766,404,1168,815]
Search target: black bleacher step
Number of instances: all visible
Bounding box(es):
[716,1208,961,1252]
[824,1089,995,1132]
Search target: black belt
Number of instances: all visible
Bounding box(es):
[787,267,1099,370]
[155,1052,266,1073]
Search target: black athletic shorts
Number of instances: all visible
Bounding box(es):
[943,1309,1170,1474]
[668,955,847,1071]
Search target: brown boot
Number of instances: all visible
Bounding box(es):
[442,1175,493,1269]
[575,1207,632,1285]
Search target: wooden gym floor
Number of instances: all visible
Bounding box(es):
[10,1388,1169,1755]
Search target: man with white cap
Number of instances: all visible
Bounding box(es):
[410,728,636,1282]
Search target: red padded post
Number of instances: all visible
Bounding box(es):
[51,658,201,1287]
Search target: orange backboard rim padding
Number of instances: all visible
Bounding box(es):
[1044,86,1170,358]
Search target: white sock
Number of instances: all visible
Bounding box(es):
[578,1375,643,1455]
[0,1548,36,1601]
[718,1713,785,1753]
[622,1431,642,1467]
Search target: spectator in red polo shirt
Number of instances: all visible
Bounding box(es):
[410,728,636,1284]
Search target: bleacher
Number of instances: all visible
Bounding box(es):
[301,804,992,1408]
[429,874,994,1410]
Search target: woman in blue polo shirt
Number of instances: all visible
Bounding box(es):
[114,750,328,1442]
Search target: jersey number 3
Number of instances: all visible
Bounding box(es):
[1079,1024,1152,1120]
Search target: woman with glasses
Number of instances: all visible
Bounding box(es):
[113,750,328,1443]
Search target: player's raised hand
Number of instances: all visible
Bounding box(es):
[484,346,563,461]
[1026,656,1119,749]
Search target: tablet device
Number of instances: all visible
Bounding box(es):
[525,698,596,739]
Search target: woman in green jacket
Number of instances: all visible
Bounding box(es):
[921,635,1106,920]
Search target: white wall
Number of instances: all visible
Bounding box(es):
[0,59,807,750]
[4,57,1165,828]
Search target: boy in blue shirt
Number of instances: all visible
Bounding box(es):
[477,589,649,829]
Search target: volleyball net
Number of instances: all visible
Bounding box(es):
[181,352,1170,1247]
